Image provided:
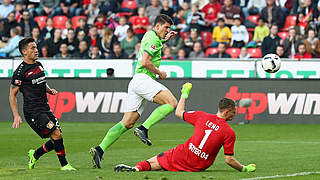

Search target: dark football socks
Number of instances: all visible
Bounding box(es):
[34,140,54,160]
[53,138,68,167]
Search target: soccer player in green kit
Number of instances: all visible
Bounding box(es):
[90,14,178,168]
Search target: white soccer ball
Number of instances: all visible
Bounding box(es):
[261,54,281,73]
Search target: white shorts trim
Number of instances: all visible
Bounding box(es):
[125,73,168,115]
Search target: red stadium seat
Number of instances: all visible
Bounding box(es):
[121,0,137,10]
[281,15,297,31]
[278,31,289,40]
[71,16,87,30]
[248,31,253,41]
[247,48,262,58]
[226,48,241,58]
[34,16,48,30]
[53,15,68,29]
[129,15,138,25]
[201,31,212,48]
[246,15,259,25]
[180,31,189,40]
[117,12,133,17]
[205,48,218,57]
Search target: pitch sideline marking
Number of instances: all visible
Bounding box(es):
[241,171,320,180]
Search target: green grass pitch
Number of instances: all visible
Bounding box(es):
[1,121,320,180]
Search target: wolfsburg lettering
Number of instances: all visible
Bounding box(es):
[189,143,209,160]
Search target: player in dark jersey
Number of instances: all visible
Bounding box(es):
[9,38,76,171]
[114,83,256,172]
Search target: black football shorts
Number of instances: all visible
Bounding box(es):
[25,112,61,138]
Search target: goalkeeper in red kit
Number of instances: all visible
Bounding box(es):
[114,82,256,172]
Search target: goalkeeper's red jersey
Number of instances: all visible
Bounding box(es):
[157,111,236,172]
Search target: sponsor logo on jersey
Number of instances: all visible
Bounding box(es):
[28,72,33,76]
[32,76,46,84]
[150,44,156,52]
[46,121,54,129]
[15,80,22,85]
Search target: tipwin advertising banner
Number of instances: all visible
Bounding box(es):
[2,59,320,78]
[1,78,319,124]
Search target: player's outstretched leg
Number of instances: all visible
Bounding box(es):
[90,122,127,168]
[90,112,138,168]
[50,128,76,171]
[115,156,162,172]
[135,90,176,146]
[28,140,55,169]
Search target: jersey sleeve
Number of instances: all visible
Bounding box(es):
[142,33,160,56]
[11,66,24,87]
[183,111,203,126]
[223,129,236,155]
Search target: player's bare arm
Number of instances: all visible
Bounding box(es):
[175,82,192,119]
[175,97,186,119]
[46,83,58,95]
[9,84,22,128]
[141,51,167,80]
[224,155,243,171]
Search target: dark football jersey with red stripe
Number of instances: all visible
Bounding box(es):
[11,61,50,115]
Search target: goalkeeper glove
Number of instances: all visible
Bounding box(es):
[181,82,192,99]
[241,164,256,172]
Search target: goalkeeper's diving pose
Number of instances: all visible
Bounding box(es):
[114,83,256,172]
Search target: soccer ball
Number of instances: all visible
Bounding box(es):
[261,54,281,73]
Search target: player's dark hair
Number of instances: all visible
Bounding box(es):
[10,27,18,35]
[218,42,226,48]
[298,42,305,48]
[106,68,114,76]
[217,18,225,23]
[127,28,135,34]
[218,98,235,111]
[113,42,121,48]
[257,17,265,23]
[270,24,278,29]
[18,37,35,55]
[91,45,99,49]
[154,14,173,26]
[277,45,284,49]
[22,9,30,15]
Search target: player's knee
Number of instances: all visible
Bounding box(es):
[50,128,62,140]
[168,98,178,109]
[124,122,135,129]
[121,119,135,129]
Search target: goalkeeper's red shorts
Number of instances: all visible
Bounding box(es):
[156,145,201,172]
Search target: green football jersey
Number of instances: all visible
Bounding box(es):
[135,30,163,79]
